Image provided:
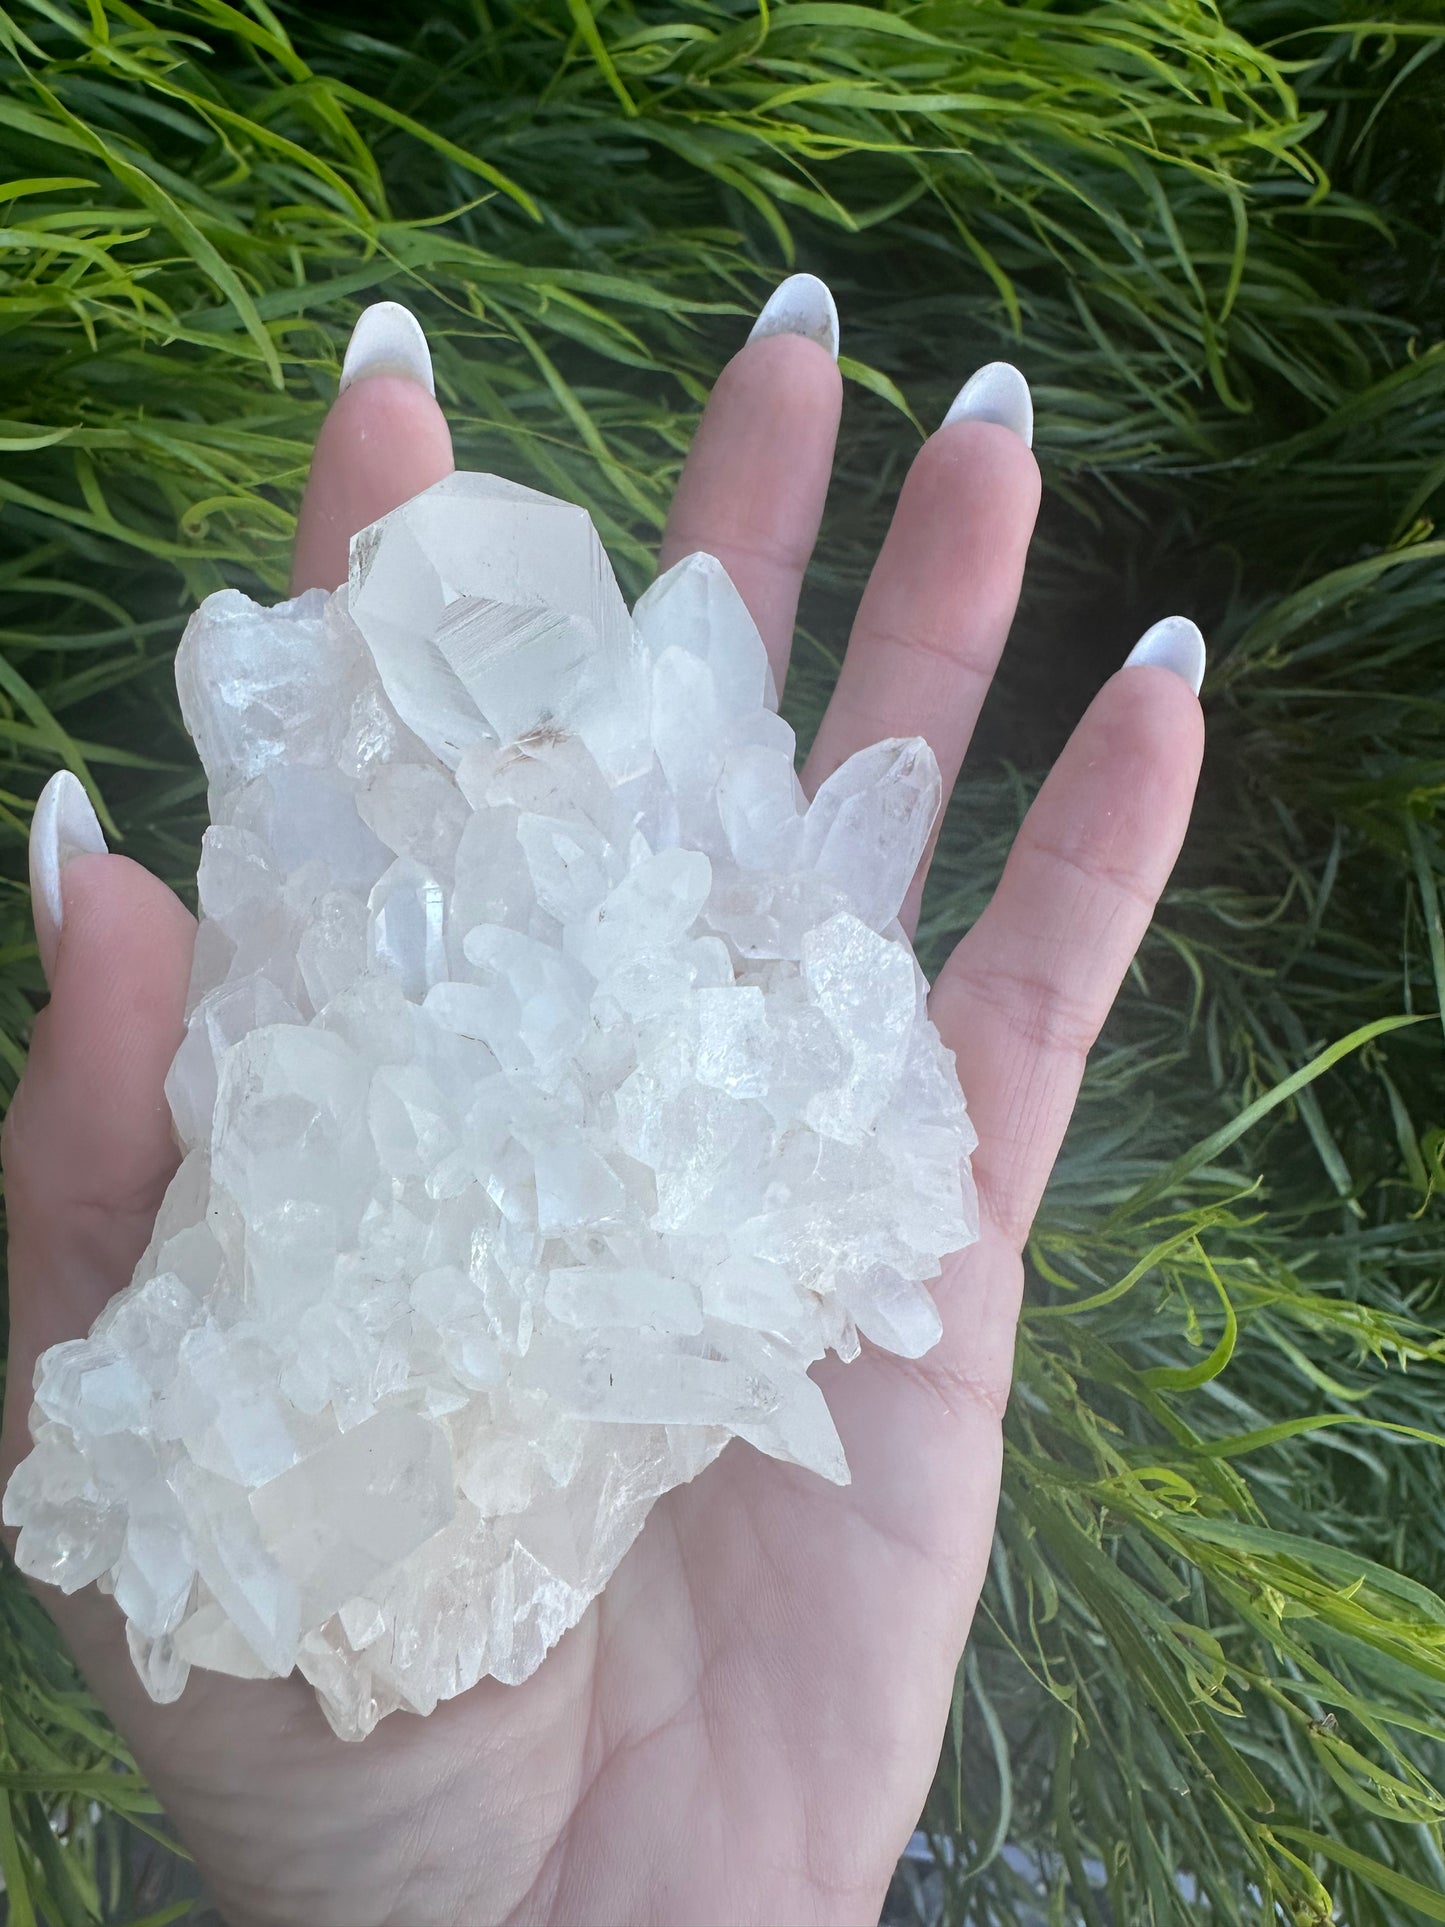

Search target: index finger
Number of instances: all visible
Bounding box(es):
[291,300,455,593]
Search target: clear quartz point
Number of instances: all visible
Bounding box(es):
[4,472,978,1740]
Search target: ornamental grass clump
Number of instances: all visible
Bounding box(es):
[0,2,1442,1922]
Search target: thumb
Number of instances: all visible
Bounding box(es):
[2,773,195,1481]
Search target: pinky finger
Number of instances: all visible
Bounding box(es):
[930,623,1206,1258]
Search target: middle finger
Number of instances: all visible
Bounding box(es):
[659,274,843,689]
[801,368,1040,929]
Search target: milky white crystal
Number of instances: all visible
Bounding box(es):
[4,473,978,1739]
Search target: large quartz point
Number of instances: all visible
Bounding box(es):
[4,473,978,1740]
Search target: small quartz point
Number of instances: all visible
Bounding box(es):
[4,473,978,1740]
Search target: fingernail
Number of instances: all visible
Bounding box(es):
[339,300,435,396]
[1123,615,1206,696]
[748,273,840,360]
[942,362,1033,447]
[30,770,107,982]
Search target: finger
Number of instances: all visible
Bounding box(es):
[933,635,1206,1260]
[291,301,455,595]
[801,368,1039,928]
[659,274,843,687]
[2,802,195,1481]
[5,305,450,1459]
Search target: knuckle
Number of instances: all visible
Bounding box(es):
[960,956,1102,1067]
[855,617,993,682]
[1019,825,1160,921]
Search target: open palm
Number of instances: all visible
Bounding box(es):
[2,290,1203,1927]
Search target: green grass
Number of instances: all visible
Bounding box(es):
[2,1,1444,1920]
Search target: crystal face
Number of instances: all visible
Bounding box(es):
[4,473,978,1740]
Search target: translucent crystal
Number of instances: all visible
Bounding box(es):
[802,737,942,930]
[4,475,978,1740]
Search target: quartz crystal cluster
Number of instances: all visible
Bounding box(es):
[5,473,977,1739]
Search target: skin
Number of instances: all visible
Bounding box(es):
[1,330,1204,1927]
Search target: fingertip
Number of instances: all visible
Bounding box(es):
[291,373,455,594]
[718,327,844,425]
[924,415,1042,525]
[42,850,193,1059]
[1101,655,1207,748]
[1083,661,1206,839]
[52,851,196,974]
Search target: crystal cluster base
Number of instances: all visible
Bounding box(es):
[5,473,977,1739]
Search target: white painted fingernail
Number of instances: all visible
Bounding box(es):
[339,301,435,396]
[942,362,1033,447]
[30,770,107,980]
[748,273,840,360]
[1123,615,1206,696]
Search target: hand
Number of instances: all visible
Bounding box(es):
[1,286,1203,1927]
